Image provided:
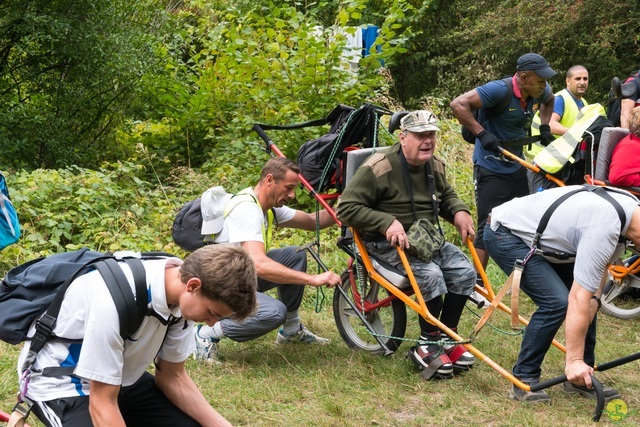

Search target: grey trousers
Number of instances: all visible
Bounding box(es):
[219,246,307,342]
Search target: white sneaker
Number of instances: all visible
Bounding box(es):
[469,290,490,309]
[275,325,330,345]
[193,325,220,364]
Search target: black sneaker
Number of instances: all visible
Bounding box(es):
[562,381,621,402]
[408,345,453,380]
[509,384,551,404]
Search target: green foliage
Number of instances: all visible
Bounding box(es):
[0,162,185,274]
[390,0,640,111]
[130,0,406,178]
[0,0,166,169]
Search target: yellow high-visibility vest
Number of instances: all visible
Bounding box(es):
[205,188,275,251]
[533,103,605,174]
[527,89,588,158]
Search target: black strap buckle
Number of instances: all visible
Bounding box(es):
[12,395,33,418]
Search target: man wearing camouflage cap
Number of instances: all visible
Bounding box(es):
[338,110,477,380]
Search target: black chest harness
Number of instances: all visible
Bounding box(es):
[523,185,631,266]
[473,185,635,336]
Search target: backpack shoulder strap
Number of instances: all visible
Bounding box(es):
[225,190,276,250]
[483,77,513,121]
[496,77,514,113]
[94,258,139,341]
[487,77,514,116]
[27,256,113,359]
[122,258,148,333]
[224,191,259,216]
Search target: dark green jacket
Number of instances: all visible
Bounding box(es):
[337,143,470,240]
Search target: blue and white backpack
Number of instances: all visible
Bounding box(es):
[0,172,20,251]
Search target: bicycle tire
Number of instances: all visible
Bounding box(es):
[333,268,406,354]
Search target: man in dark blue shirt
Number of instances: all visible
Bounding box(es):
[450,53,556,292]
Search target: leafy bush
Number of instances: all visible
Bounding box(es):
[0,162,185,274]
[389,0,640,110]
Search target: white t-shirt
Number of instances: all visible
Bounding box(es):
[214,187,296,245]
[18,258,194,401]
[490,185,639,292]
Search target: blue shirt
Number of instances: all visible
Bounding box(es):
[554,91,584,117]
[473,77,553,174]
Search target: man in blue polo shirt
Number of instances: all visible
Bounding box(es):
[450,53,556,296]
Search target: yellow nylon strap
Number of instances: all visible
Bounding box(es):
[265,208,274,252]
[229,188,274,252]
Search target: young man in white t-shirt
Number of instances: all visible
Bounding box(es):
[16,244,257,427]
[194,157,342,362]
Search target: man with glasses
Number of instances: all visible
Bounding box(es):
[450,53,556,301]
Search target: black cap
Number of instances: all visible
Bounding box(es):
[516,53,557,79]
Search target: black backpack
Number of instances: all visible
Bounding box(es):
[255,103,392,192]
[172,197,206,252]
[0,248,173,349]
[606,71,640,127]
[172,191,259,252]
[296,103,388,192]
[461,77,513,144]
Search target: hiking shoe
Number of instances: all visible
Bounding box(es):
[443,344,475,371]
[193,325,220,364]
[408,345,454,380]
[275,325,330,345]
[509,383,551,404]
[562,381,621,402]
[468,290,490,309]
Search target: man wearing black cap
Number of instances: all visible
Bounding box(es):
[450,53,556,291]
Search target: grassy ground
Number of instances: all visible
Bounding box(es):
[2,122,640,426]
[2,265,640,427]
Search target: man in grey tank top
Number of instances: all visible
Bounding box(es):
[484,185,640,403]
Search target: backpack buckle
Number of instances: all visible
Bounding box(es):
[12,395,33,418]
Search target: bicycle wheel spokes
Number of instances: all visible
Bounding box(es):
[601,275,640,320]
[333,269,407,353]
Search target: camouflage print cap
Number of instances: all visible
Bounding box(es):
[400,110,441,133]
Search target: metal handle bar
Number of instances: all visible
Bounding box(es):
[530,375,604,421]
[530,352,640,421]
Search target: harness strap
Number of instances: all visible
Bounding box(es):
[8,397,32,427]
[510,261,523,329]
[532,185,628,254]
